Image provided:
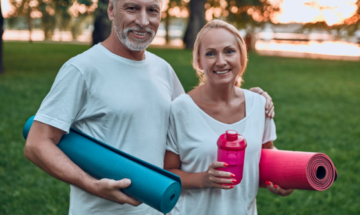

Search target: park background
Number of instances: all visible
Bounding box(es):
[0,0,360,214]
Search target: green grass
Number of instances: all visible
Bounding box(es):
[0,42,359,214]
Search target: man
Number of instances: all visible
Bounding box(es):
[24,0,274,214]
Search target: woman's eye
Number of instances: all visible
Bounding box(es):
[206,52,214,57]
[226,49,235,54]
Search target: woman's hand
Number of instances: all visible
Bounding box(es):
[201,162,236,189]
[249,87,274,118]
[265,181,294,196]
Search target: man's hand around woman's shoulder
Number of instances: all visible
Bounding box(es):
[249,87,274,118]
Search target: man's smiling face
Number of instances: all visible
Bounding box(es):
[108,0,162,51]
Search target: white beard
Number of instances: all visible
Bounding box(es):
[114,24,155,51]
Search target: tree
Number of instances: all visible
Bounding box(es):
[9,0,95,41]
[301,0,360,40]
[181,0,280,49]
[0,0,4,74]
[92,0,111,45]
[9,0,35,42]
[183,0,207,49]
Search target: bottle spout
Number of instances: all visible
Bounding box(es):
[225,130,238,141]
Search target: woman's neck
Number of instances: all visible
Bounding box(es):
[201,82,239,104]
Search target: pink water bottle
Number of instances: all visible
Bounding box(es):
[217,130,247,185]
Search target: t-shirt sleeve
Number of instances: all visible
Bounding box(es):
[170,68,185,101]
[262,117,277,144]
[166,112,180,154]
[34,63,87,133]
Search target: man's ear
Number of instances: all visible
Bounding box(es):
[108,0,115,22]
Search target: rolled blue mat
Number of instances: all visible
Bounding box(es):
[23,116,181,214]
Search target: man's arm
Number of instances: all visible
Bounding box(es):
[24,121,141,206]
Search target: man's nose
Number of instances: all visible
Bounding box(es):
[136,9,149,28]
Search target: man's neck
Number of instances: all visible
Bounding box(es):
[101,31,146,61]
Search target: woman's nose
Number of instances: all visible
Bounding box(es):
[216,54,226,67]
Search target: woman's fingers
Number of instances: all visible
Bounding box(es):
[209,175,235,184]
[204,162,237,189]
[208,162,234,178]
[212,183,234,189]
[209,161,228,169]
[274,184,294,196]
[210,169,233,178]
[266,181,294,196]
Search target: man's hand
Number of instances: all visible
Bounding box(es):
[249,87,274,118]
[94,178,142,206]
[265,181,294,196]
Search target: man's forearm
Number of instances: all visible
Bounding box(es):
[25,133,98,195]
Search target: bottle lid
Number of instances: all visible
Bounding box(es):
[217,130,247,150]
[225,130,238,141]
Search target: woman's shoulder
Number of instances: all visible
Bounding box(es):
[170,94,194,115]
[243,89,266,106]
[242,89,266,117]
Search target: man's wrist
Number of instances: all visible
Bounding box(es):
[79,174,99,195]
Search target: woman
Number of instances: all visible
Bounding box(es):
[164,20,293,215]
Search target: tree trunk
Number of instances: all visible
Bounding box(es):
[27,5,33,43]
[165,8,170,44]
[182,0,206,49]
[92,0,112,46]
[0,2,4,74]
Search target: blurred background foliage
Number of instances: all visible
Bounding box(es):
[4,0,359,46]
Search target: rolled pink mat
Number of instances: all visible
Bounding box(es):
[259,149,337,191]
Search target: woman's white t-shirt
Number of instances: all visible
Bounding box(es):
[166,89,277,215]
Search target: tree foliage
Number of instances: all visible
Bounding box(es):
[8,0,96,40]
[166,0,280,48]
[301,0,360,38]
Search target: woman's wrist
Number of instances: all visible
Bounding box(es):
[198,172,206,189]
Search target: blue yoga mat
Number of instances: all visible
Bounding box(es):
[23,116,181,214]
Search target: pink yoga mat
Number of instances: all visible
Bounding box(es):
[259,149,337,191]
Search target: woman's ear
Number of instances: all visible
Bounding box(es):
[197,55,203,70]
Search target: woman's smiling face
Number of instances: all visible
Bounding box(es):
[198,28,242,87]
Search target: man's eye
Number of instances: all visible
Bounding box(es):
[128,7,136,10]
[149,8,159,13]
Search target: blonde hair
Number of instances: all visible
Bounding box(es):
[192,20,248,87]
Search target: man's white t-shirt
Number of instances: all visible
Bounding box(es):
[34,44,184,215]
[166,90,277,215]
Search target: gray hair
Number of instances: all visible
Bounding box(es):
[111,0,163,7]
